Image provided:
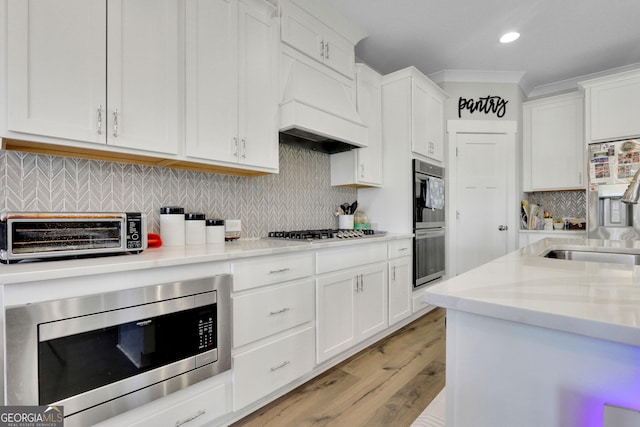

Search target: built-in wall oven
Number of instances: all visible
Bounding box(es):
[5,275,231,427]
[413,159,446,289]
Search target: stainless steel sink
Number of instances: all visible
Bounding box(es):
[542,249,640,265]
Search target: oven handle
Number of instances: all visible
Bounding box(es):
[39,291,216,342]
[415,229,445,239]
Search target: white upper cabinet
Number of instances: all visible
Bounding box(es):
[185,0,278,170]
[381,67,447,164]
[412,74,446,162]
[7,0,180,155]
[280,0,355,78]
[107,0,180,154]
[580,68,640,142]
[330,63,383,188]
[8,0,106,143]
[522,92,585,191]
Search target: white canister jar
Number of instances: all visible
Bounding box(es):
[160,206,185,246]
[185,213,206,245]
[206,219,225,244]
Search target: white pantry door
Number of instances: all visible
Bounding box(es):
[448,121,517,276]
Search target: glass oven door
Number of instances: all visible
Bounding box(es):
[414,172,446,229]
[414,228,445,288]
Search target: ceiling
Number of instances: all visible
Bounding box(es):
[323,0,640,97]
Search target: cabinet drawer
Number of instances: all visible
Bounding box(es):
[388,239,413,259]
[100,373,231,427]
[316,242,387,274]
[233,326,315,410]
[233,280,314,347]
[231,253,314,291]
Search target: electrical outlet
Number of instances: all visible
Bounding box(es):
[225,219,241,232]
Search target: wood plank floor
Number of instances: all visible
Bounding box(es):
[232,308,446,427]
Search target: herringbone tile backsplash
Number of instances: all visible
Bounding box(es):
[0,144,356,238]
[525,190,587,220]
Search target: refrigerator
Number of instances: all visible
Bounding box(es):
[587,139,640,240]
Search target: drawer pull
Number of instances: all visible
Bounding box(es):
[175,409,205,427]
[269,307,291,316]
[269,268,291,274]
[270,360,291,372]
[398,247,409,251]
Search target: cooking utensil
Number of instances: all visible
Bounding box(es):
[349,201,358,215]
[341,203,350,215]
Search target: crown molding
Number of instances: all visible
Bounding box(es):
[528,62,640,98]
[420,63,640,98]
[428,69,528,87]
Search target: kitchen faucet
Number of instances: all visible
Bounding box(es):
[622,168,640,204]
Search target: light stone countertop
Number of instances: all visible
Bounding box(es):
[425,237,640,347]
[0,233,412,286]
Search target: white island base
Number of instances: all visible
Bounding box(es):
[445,309,640,427]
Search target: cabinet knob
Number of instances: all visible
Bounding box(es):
[498,225,508,231]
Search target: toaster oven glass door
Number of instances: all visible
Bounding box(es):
[38,297,218,405]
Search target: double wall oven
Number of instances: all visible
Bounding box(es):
[413,159,446,289]
[5,275,231,426]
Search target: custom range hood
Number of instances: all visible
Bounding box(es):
[279,56,368,154]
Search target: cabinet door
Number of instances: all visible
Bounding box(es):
[316,270,357,363]
[107,0,180,155]
[425,92,444,162]
[185,0,238,163]
[523,94,584,191]
[356,64,382,185]
[411,77,444,162]
[280,4,324,64]
[411,78,430,157]
[280,2,354,79]
[321,28,355,78]
[388,257,412,326]
[356,263,388,341]
[7,0,106,143]
[590,76,640,141]
[237,0,278,169]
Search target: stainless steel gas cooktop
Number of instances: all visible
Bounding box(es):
[267,228,381,241]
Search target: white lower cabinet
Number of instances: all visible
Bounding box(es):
[233,280,314,348]
[231,253,315,412]
[96,373,232,427]
[233,326,315,410]
[231,252,314,292]
[388,238,413,325]
[388,256,412,325]
[316,263,387,363]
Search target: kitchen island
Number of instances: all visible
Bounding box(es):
[425,237,640,427]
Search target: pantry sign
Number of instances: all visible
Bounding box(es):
[458,95,508,118]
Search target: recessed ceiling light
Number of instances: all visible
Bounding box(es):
[499,32,520,43]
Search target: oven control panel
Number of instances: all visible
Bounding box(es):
[198,315,215,350]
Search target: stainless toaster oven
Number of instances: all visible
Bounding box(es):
[0,212,147,263]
